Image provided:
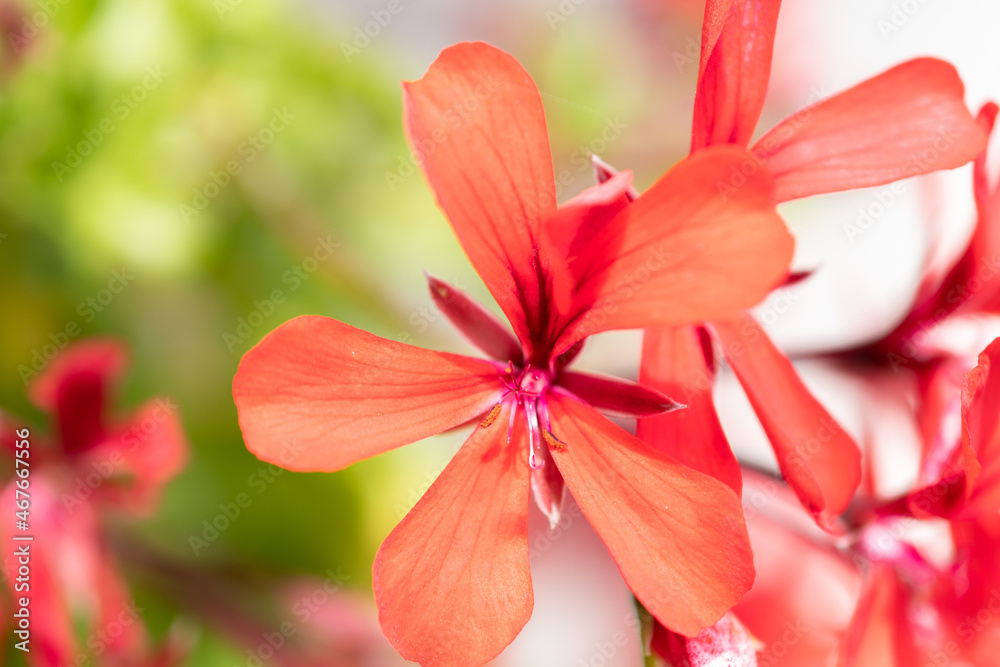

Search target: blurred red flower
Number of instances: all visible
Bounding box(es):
[0,339,188,667]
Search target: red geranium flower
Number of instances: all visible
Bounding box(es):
[721,340,1000,667]
[0,339,188,667]
[636,0,987,530]
[233,41,795,666]
[835,103,1000,520]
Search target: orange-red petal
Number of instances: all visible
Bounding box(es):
[233,315,502,472]
[548,395,754,636]
[556,145,793,353]
[751,58,986,202]
[841,564,920,667]
[83,397,189,515]
[710,313,861,530]
[403,41,556,355]
[692,0,782,150]
[638,325,742,495]
[372,405,531,667]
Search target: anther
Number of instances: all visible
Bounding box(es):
[479,403,503,429]
[542,430,566,451]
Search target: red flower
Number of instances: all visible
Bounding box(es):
[0,339,188,667]
[839,104,1000,520]
[725,340,1000,667]
[637,0,987,531]
[234,41,795,667]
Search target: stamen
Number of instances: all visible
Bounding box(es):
[542,430,566,451]
[479,403,503,429]
[506,399,518,443]
[525,397,545,470]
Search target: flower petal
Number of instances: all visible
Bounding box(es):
[556,145,793,353]
[548,395,754,636]
[530,446,566,530]
[959,337,1000,516]
[638,325,742,495]
[692,0,782,150]
[734,474,861,667]
[931,102,1000,315]
[404,41,556,355]
[372,405,531,667]
[710,313,861,530]
[913,338,1000,519]
[1,478,84,665]
[28,338,128,455]
[841,564,920,667]
[542,170,635,317]
[751,58,986,202]
[558,369,683,418]
[426,273,523,364]
[233,315,502,472]
[83,397,189,515]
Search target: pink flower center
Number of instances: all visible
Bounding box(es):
[482,363,564,469]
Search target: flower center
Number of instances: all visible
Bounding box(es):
[480,363,565,469]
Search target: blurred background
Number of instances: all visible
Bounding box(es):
[0,0,998,664]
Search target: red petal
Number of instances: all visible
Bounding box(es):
[28,338,127,455]
[917,338,1000,520]
[556,145,793,353]
[403,42,556,356]
[542,170,635,317]
[233,316,503,472]
[751,58,986,202]
[638,325,742,495]
[937,102,1000,314]
[735,474,861,667]
[710,313,861,530]
[530,447,566,529]
[1,478,83,665]
[841,565,920,667]
[548,395,754,635]
[426,273,523,364]
[692,0,782,150]
[558,369,683,418]
[82,397,189,515]
[958,338,1000,517]
[372,406,531,667]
